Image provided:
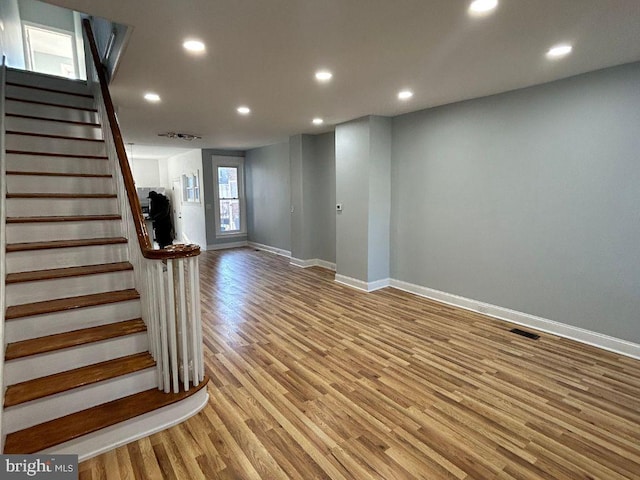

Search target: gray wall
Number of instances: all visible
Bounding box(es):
[391,62,640,343]
[0,0,25,69]
[335,117,371,280]
[367,117,391,282]
[201,148,246,247]
[308,132,336,264]
[246,142,291,251]
[19,0,75,32]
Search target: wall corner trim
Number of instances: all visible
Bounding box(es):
[389,279,640,360]
[335,275,390,292]
[248,242,291,258]
[290,257,337,271]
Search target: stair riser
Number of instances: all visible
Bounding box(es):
[6,84,95,110]
[4,300,142,343]
[6,271,135,306]
[6,243,128,273]
[7,70,91,95]
[7,197,119,217]
[7,175,113,194]
[6,116,103,140]
[6,154,110,175]
[7,134,106,157]
[6,220,123,243]
[4,368,157,434]
[6,99,98,124]
[4,333,149,385]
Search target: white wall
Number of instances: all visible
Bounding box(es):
[131,158,161,187]
[164,149,207,249]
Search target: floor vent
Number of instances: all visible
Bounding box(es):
[510,328,540,340]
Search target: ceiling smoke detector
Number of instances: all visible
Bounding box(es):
[158,132,202,141]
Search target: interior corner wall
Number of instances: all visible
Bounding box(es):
[289,135,313,260]
[335,117,371,281]
[245,142,291,252]
[0,0,25,69]
[367,117,391,282]
[391,61,640,343]
[201,149,246,247]
[308,132,336,264]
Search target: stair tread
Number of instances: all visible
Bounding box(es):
[6,262,133,284]
[3,378,208,454]
[7,193,116,199]
[6,150,107,160]
[6,130,104,143]
[6,170,111,177]
[7,81,93,98]
[6,96,97,112]
[6,237,127,252]
[5,288,139,320]
[6,112,100,127]
[4,352,155,407]
[7,214,121,223]
[5,318,146,361]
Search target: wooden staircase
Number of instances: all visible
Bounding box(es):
[1,69,204,456]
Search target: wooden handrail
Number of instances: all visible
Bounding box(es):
[82,19,199,260]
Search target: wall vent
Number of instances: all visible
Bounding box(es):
[510,328,540,340]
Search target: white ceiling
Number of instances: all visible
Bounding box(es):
[49,0,640,152]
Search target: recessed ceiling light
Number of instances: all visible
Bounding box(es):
[312,118,324,125]
[183,39,205,53]
[237,106,251,115]
[315,70,333,82]
[398,90,414,100]
[546,44,573,59]
[144,92,160,102]
[468,0,498,15]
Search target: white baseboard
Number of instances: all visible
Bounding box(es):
[44,389,209,462]
[207,241,248,251]
[390,279,640,360]
[248,241,291,258]
[291,257,336,271]
[335,274,390,292]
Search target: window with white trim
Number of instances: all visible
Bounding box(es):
[182,171,200,203]
[213,156,246,236]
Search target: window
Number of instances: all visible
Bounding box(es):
[213,156,246,236]
[182,171,200,203]
[23,24,78,79]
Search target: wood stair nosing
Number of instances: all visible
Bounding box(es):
[6,237,127,253]
[6,81,93,99]
[3,378,209,455]
[3,352,156,407]
[6,130,105,143]
[6,112,100,128]
[6,170,111,178]
[5,288,140,320]
[6,150,107,160]
[6,215,121,223]
[5,318,147,361]
[6,262,134,284]
[7,193,116,199]
[6,96,98,112]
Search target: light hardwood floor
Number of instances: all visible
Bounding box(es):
[80,248,640,479]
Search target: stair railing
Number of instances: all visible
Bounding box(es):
[0,55,8,450]
[82,20,204,394]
